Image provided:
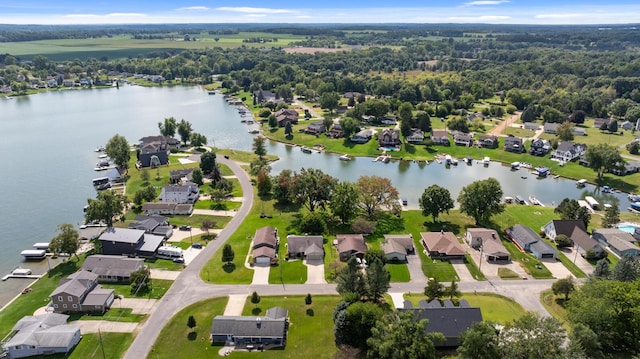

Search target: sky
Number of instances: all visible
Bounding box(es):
[0,0,640,25]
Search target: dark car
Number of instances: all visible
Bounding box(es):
[179,225,191,231]
[191,243,203,249]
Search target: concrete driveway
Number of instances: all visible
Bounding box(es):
[223,295,247,315]
[406,254,426,283]
[450,259,475,282]
[118,298,158,315]
[304,259,326,284]
[541,258,574,279]
[559,247,594,276]
[76,320,138,334]
[251,264,270,285]
[149,269,180,281]
[388,292,405,309]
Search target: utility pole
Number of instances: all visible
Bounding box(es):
[478,239,484,275]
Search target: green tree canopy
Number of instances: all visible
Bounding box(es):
[49,223,80,259]
[105,134,130,171]
[252,136,267,158]
[291,168,337,212]
[158,117,177,137]
[130,266,151,295]
[424,278,445,301]
[457,178,505,225]
[419,185,454,222]
[222,244,235,264]
[367,311,442,359]
[552,277,575,301]
[336,257,366,299]
[85,190,128,227]
[458,321,500,359]
[357,175,401,218]
[199,151,217,176]
[363,257,390,303]
[584,143,623,181]
[498,312,567,359]
[330,181,360,224]
[177,119,193,145]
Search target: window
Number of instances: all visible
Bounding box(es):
[58,296,63,301]
[68,296,73,302]
[63,304,67,308]
[53,304,58,308]
[72,304,77,308]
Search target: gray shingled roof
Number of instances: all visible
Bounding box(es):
[286,235,323,255]
[508,225,540,247]
[6,314,81,349]
[400,302,483,341]
[82,287,114,306]
[82,255,144,278]
[211,314,287,338]
[100,228,145,244]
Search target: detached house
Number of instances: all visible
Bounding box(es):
[381,234,415,262]
[303,122,326,135]
[253,90,277,104]
[159,182,199,204]
[98,227,164,257]
[405,129,425,144]
[336,234,368,261]
[592,228,639,257]
[431,130,450,146]
[275,108,299,127]
[453,133,474,147]
[128,214,174,238]
[543,220,605,258]
[543,122,559,134]
[503,136,525,153]
[420,231,466,260]
[465,228,510,261]
[253,227,278,265]
[551,142,587,162]
[211,307,289,349]
[81,255,145,283]
[478,135,499,149]
[2,313,82,359]
[350,129,372,144]
[378,128,401,148]
[506,225,557,259]
[286,235,324,261]
[529,139,551,156]
[50,270,115,313]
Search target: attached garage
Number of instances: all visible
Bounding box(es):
[253,246,275,265]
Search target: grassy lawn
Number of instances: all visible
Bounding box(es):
[148,297,228,359]
[540,289,570,331]
[386,262,411,282]
[194,199,242,211]
[404,292,526,324]
[63,333,133,359]
[268,259,307,284]
[236,295,341,359]
[214,148,278,164]
[100,279,173,300]
[464,254,486,281]
[498,267,521,279]
[504,127,535,137]
[0,259,83,338]
[68,308,146,323]
[143,257,185,270]
[166,214,232,229]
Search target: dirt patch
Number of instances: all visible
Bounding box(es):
[489,111,521,135]
[283,47,347,54]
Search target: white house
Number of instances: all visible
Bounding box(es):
[159,182,200,204]
[551,141,587,162]
[2,313,82,359]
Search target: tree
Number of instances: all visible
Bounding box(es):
[458,321,500,359]
[554,234,572,248]
[367,311,441,359]
[105,134,130,171]
[568,323,603,359]
[252,136,267,158]
[356,176,401,218]
[415,111,432,132]
[584,143,623,181]
[339,117,360,138]
[330,181,360,224]
[322,117,333,133]
[190,132,207,147]
[272,169,293,204]
[569,110,586,124]
[158,117,177,137]
[554,198,591,228]
[607,119,618,133]
[250,291,261,308]
[336,257,366,299]
[133,186,157,206]
[419,185,454,222]
[398,102,414,123]
[291,168,337,212]
[611,255,640,282]
[498,312,567,359]
[200,220,215,239]
[556,121,574,141]
[256,170,272,197]
[592,258,610,278]
[130,266,151,295]
[191,168,203,186]
[447,117,470,133]
[552,277,575,301]
[351,218,376,235]
[345,301,384,349]
[364,257,390,303]
[626,141,640,155]
[187,315,197,332]
[542,106,563,123]
[85,190,128,227]
[447,280,461,300]
[320,91,340,112]
[298,212,326,234]
[284,121,293,137]
[305,293,312,307]
[602,204,620,228]
[457,178,505,225]
[520,106,536,123]
[400,119,412,137]
[49,224,80,259]
[424,278,445,301]
[141,169,150,184]
[222,244,235,264]
[177,119,193,145]
[268,114,278,128]
[599,121,609,132]
[199,151,217,176]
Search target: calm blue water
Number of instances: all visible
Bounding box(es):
[0,85,632,305]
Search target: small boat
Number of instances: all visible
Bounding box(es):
[339,154,352,161]
[630,202,640,212]
[248,129,260,134]
[445,155,452,165]
[451,158,459,166]
[601,185,612,193]
[401,197,408,206]
[94,146,105,152]
[504,196,514,203]
[535,167,549,177]
[529,195,544,206]
[97,154,108,159]
[576,179,587,187]
[521,176,528,179]
[511,162,520,170]
[629,194,640,202]
[207,90,216,95]
[465,156,473,165]
[301,146,313,154]
[520,162,532,169]
[514,195,527,205]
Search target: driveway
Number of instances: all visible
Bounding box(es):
[77,320,139,334]
[450,259,475,282]
[465,244,529,280]
[223,295,247,315]
[251,264,271,285]
[388,292,405,309]
[304,259,326,284]
[119,298,158,315]
[542,258,574,279]
[406,254,427,284]
[149,269,180,281]
[559,247,594,276]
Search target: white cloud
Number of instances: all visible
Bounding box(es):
[463,1,510,6]
[448,15,511,21]
[63,13,148,19]
[215,7,297,14]
[177,6,210,11]
[535,13,584,19]
[245,14,267,18]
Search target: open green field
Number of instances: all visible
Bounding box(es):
[68,308,146,323]
[60,333,133,359]
[0,32,307,61]
[404,292,526,324]
[100,279,173,300]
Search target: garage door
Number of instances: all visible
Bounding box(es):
[541,253,555,259]
[254,256,271,264]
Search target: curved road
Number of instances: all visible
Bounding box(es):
[124,155,554,359]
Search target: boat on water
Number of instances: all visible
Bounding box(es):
[511,162,520,170]
[445,155,452,165]
[97,153,108,159]
[630,202,640,212]
[629,194,640,202]
[601,185,612,193]
[400,197,408,206]
[529,195,544,206]
[207,90,216,95]
[535,167,550,177]
[339,154,352,161]
[94,146,105,152]
[464,156,473,165]
[248,129,260,134]
[576,179,587,187]
[514,195,527,205]
[373,154,391,163]
[520,162,532,169]
[94,159,116,171]
[301,146,313,154]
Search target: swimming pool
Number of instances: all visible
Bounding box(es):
[617,223,639,234]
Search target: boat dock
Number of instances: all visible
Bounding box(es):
[1,273,42,281]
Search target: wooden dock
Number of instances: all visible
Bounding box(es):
[1,274,42,281]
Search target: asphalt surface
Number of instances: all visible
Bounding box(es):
[123,154,556,359]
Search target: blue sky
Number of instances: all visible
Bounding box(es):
[1,0,639,25]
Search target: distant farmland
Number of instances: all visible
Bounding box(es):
[0,32,306,61]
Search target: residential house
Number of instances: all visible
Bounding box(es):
[336,234,368,261]
[303,122,326,135]
[169,168,194,184]
[551,142,587,162]
[137,135,179,168]
[543,220,605,258]
[381,234,415,262]
[1,313,82,359]
[503,135,525,153]
[478,135,499,149]
[400,300,482,347]
[431,130,450,146]
[378,128,401,148]
[336,105,348,114]
[343,92,361,99]
[139,135,181,149]
[543,122,559,134]
[524,122,540,131]
[253,227,278,265]
[467,112,484,122]
[128,215,174,238]
[621,120,634,130]
[592,228,640,257]
[529,139,551,156]
[612,161,640,176]
[381,116,397,125]
[286,235,324,261]
[98,227,164,257]
[506,225,557,259]
[81,255,145,283]
[572,127,586,136]
[50,270,115,313]
[328,123,343,138]
[275,108,299,127]
[141,202,193,216]
[350,129,372,144]
[420,231,466,259]
[159,182,200,204]
[453,133,474,147]
[465,228,510,261]
[253,90,277,104]
[405,129,425,144]
[593,118,610,128]
[211,307,289,348]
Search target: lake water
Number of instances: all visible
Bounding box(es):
[0,84,630,306]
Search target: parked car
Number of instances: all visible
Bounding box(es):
[179,225,191,231]
[191,243,202,249]
[172,257,185,264]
